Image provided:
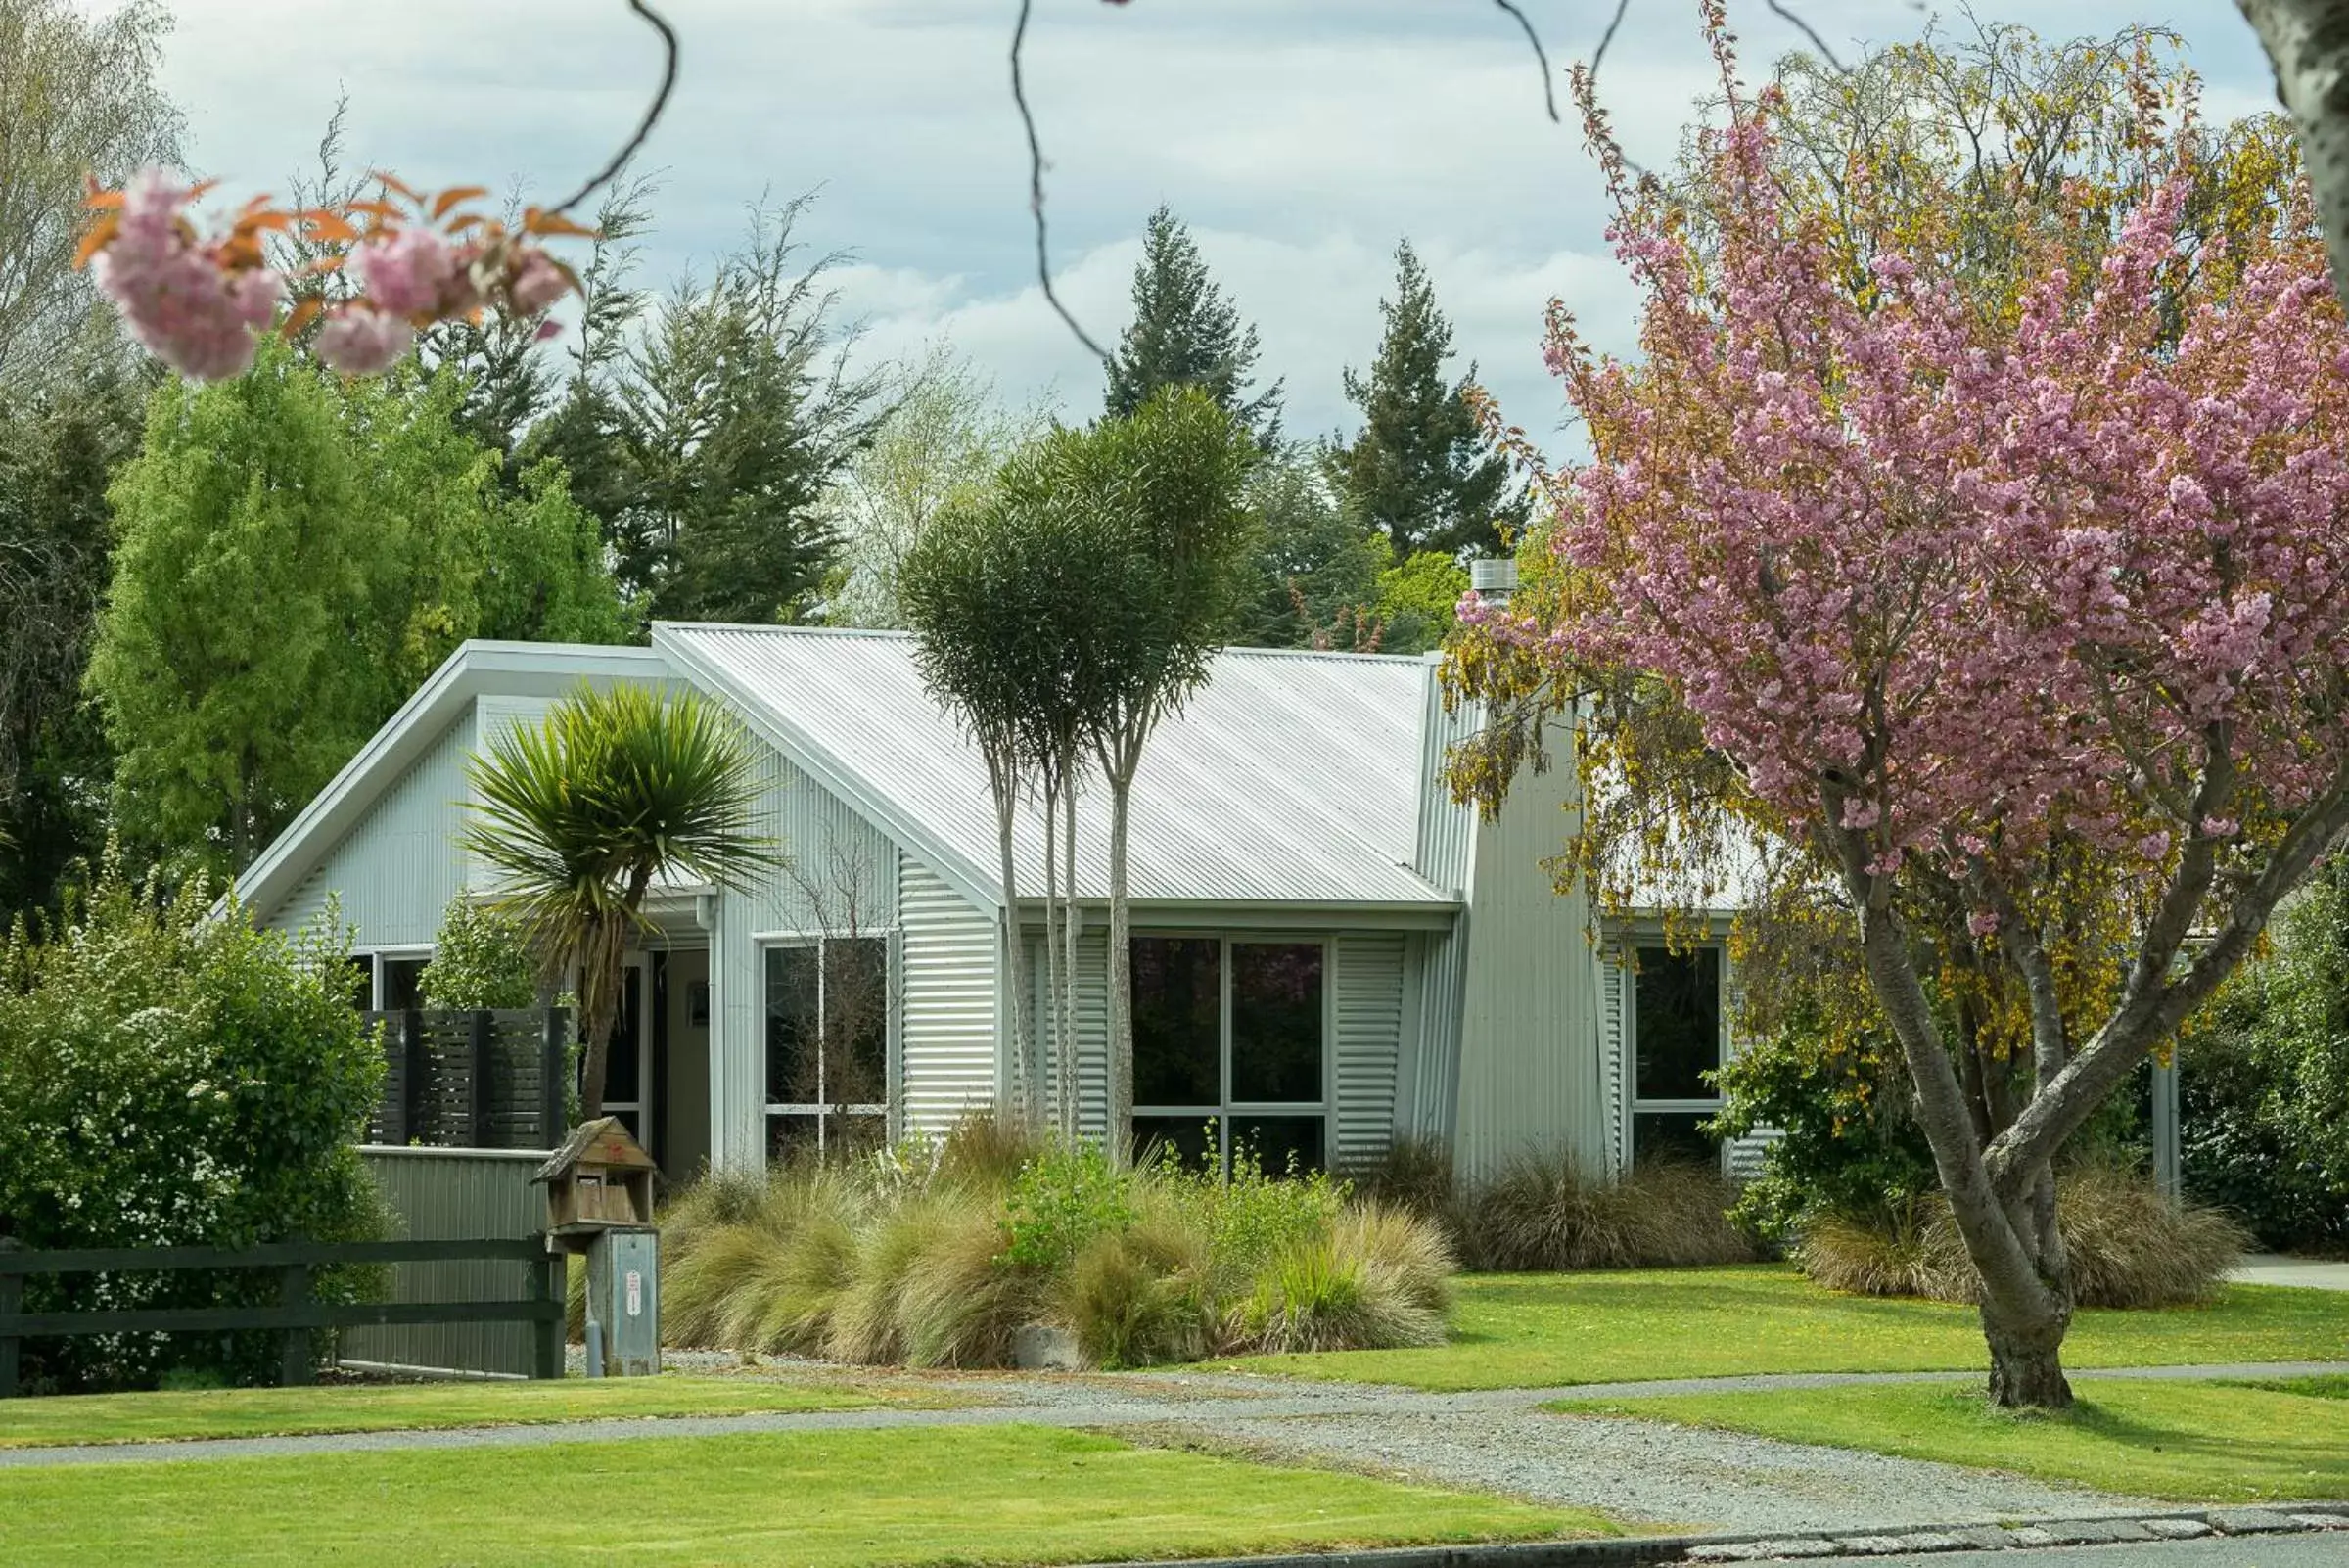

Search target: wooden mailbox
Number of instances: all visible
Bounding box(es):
[533,1118,658,1239]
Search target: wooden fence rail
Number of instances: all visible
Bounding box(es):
[0,1236,566,1398]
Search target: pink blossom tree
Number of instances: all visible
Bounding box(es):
[1458,18,2349,1406]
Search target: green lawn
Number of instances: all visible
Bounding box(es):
[0,1424,1613,1568]
[1217,1267,2349,1390]
[0,1375,910,1448]
[1546,1377,2349,1502]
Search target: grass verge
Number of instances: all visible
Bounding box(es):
[1545,1377,2349,1502]
[0,1375,911,1448]
[0,1423,1613,1567]
[1216,1266,2349,1390]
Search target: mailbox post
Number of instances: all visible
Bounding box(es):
[532,1117,662,1377]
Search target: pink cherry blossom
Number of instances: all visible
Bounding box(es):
[507,249,571,315]
[310,305,415,376]
[350,225,462,319]
[90,170,281,382]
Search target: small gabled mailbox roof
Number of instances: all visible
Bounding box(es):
[533,1117,658,1184]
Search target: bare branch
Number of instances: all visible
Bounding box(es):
[1589,0,1635,86]
[1765,0,1846,75]
[1011,0,1112,363]
[552,1,680,216]
[1492,0,1562,121]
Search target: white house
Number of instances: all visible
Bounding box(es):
[234,623,1749,1181]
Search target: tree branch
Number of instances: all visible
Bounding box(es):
[1011,0,1111,364]
[1492,0,1562,121]
[553,1,679,216]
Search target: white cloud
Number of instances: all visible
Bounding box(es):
[143,0,2281,445]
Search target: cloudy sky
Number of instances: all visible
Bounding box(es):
[137,0,2279,446]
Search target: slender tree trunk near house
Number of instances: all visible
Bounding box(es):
[577,866,652,1124]
[1061,780,1080,1143]
[993,775,1036,1128]
[2241,0,2349,310]
[1041,771,1069,1140]
[1104,757,1139,1167]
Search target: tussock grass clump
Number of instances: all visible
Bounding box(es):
[1462,1154,1757,1271]
[652,1114,1459,1369]
[1796,1168,2248,1309]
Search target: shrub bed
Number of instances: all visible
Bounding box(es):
[1795,1165,2247,1308]
[1354,1137,1760,1271]
[659,1123,1454,1368]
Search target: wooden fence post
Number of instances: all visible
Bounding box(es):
[538,1007,569,1147]
[278,1259,312,1387]
[469,1009,496,1148]
[0,1238,20,1399]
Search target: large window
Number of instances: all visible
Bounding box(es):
[1632,945,1723,1166]
[764,936,889,1160]
[1131,937,1327,1175]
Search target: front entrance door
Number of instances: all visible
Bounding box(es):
[601,955,654,1154]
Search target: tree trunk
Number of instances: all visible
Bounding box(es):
[2240,0,2349,311]
[1105,772,1134,1166]
[995,784,1036,1129]
[1984,1295,2075,1408]
[1041,772,1069,1140]
[1061,780,1080,1145]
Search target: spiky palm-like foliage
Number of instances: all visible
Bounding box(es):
[460,682,775,1118]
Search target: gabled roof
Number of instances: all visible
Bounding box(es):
[652,623,1453,912]
[234,640,671,925]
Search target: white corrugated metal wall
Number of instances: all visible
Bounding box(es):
[1331,933,1405,1167]
[898,861,1001,1136]
[259,711,478,945]
[707,732,898,1171]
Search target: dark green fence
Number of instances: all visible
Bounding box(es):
[0,1236,565,1398]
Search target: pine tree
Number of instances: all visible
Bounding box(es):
[1327,241,1521,557]
[1103,207,1283,445]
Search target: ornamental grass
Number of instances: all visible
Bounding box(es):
[657,1116,1457,1369]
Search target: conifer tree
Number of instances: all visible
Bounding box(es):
[1103,207,1283,446]
[1328,241,1520,558]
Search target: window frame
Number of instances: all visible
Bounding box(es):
[757,930,895,1159]
[359,945,434,1011]
[1129,931,1334,1175]
[1625,940,1730,1169]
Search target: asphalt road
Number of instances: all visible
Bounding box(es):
[1854,1536,2349,1566]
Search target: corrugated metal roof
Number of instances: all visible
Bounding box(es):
[656,624,1452,909]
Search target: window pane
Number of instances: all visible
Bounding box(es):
[1133,1115,1219,1174]
[347,955,376,1012]
[766,1112,820,1164]
[765,945,819,1105]
[824,937,890,1107]
[381,956,427,1012]
[1633,1111,1718,1168]
[1230,943,1323,1104]
[1230,1115,1325,1176]
[1132,938,1220,1107]
[605,965,643,1105]
[1635,946,1721,1101]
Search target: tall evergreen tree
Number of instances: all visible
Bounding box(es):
[1327,241,1521,558]
[1103,207,1283,446]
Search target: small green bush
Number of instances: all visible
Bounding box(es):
[0,862,386,1391]
[1001,1142,1135,1272]
[1062,1211,1214,1368]
[416,895,538,1010]
[1796,1166,2247,1308]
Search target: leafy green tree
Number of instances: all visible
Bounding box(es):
[0,364,140,914]
[1079,389,1260,1160]
[0,0,183,385]
[0,854,384,1391]
[1235,449,1386,650]
[1372,550,1469,657]
[418,893,539,1010]
[460,683,775,1119]
[1326,242,1521,559]
[89,347,630,875]
[1103,207,1283,446]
